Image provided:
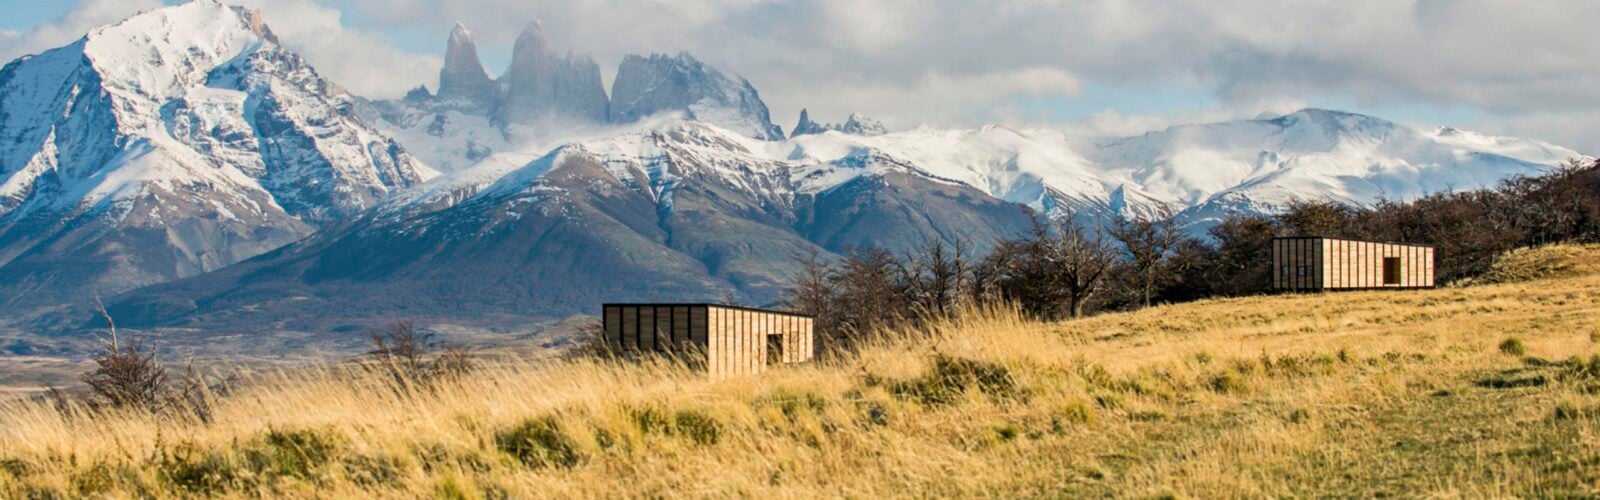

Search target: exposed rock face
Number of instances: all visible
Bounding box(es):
[790,109,888,137]
[499,21,610,125]
[436,23,498,109]
[610,53,785,140]
[791,109,827,136]
[839,113,889,136]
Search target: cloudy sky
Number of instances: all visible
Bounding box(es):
[3,0,1597,152]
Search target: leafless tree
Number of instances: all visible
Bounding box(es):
[894,237,973,318]
[1050,215,1119,318]
[980,211,1118,319]
[368,319,474,388]
[1109,206,1181,307]
[82,292,170,412]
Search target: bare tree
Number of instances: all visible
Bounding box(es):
[1050,215,1119,318]
[82,293,169,412]
[981,211,1118,319]
[781,247,834,321]
[368,319,474,387]
[895,237,973,318]
[1109,206,1181,307]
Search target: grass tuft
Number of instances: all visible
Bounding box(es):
[495,416,585,469]
[1499,337,1527,356]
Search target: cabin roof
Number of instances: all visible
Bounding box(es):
[602,303,816,319]
[1270,236,1435,249]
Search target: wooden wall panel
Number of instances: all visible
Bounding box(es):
[640,307,656,352]
[1334,239,1345,288]
[622,307,638,352]
[604,306,621,350]
[689,306,707,367]
[1424,247,1435,287]
[805,318,815,361]
[653,307,670,352]
[716,306,729,376]
[787,316,798,363]
[1319,239,1330,289]
[745,310,758,373]
[673,307,689,352]
[1272,239,1281,289]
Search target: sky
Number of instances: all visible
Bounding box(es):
[2,0,1596,153]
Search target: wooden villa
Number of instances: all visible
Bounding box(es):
[1272,237,1436,291]
[602,304,815,377]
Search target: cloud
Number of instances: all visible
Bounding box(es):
[8,0,1599,152]
[0,0,163,62]
[237,0,442,99]
[288,0,1598,150]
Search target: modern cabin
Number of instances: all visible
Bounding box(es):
[1272,237,1435,291]
[601,304,815,377]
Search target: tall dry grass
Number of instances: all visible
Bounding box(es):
[4,245,1600,497]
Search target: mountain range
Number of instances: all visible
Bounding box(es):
[0,2,1584,337]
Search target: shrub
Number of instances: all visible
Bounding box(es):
[888,355,1021,405]
[1553,400,1589,420]
[496,416,585,469]
[1207,371,1248,394]
[242,429,344,481]
[672,410,724,446]
[1051,399,1096,430]
[157,444,236,493]
[1499,337,1528,356]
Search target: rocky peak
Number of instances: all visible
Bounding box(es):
[437,22,497,107]
[791,108,827,136]
[789,110,887,137]
[841,113,888,136]
[610,52,784,140]
[499,19,609,125]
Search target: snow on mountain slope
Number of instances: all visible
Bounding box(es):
[377,108,1580,239]
[783,108,1582,229]
[0,0,432,308]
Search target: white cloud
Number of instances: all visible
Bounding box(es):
[237,0,442,99]
[8,0,1599,152]
[0,0,162,62]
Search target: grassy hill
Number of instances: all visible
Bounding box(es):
[4,245,1600,497]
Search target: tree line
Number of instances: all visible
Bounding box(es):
[784,158,1600,353]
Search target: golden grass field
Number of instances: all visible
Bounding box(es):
[3,245,1600,498]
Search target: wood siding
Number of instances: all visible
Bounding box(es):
[601,304,816,378]
[1272,237,1435,291]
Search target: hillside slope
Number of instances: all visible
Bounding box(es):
[5,245,1600,496]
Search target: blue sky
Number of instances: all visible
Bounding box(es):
[1,0,1593,152]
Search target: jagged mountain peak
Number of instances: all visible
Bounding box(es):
[512,19,550,56]
[791,110,888,137]
[499,17,608,126]
[438,21,496,106]
[611,52,784,140]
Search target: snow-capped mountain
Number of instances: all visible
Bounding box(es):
[0,3,1585,331]
[111,118,1030,328]
[109,107,1579,329]
[784,108,1580,228]
[790,109,889,137]
[0,1,431,310]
